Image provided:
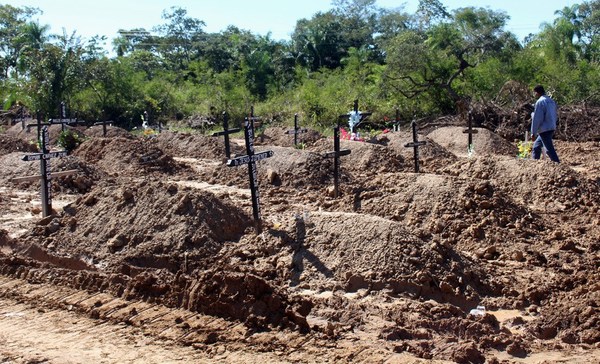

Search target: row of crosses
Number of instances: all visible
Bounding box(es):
[212,101,439,231]
[16,100,475,232]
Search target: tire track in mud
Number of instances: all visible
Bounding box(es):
[0,276,442,363]
[0,276,296,363]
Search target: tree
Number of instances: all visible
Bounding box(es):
[331,0,378,53]
[577,0,600,62]
[415,0,451,28]
[374,7,411,51]
[0,4,40,79]
[21,31,86,118]
[384,6,514,113]
[153,7,205,72]
[112,28,153,56]
[291,11,345,71]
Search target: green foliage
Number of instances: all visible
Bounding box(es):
[57,129,83,151]
[1,1,599,135]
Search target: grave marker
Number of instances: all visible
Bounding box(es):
[17,126,73,217]
[212,112,240,159]
[14,105,26,130]
[93,120,113,137]
[462,110,478,156]
[26,114,51,143]
[404,120,427,173]
[49,101,78,131]
[323,126,351,198]
[393,108,401,132]
[285,113,307,146]
[339,99,372,137]
[226,117,274,233]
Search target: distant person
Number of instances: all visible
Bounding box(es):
[531,85,560,163]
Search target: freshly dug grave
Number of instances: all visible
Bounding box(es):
[0,115,599,363]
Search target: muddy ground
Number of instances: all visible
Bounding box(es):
[0,111,599,364]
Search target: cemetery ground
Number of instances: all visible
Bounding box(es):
[0,107,599,364]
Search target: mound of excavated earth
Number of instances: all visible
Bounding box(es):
[0,119,598,363]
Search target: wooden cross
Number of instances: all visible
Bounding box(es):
[93,120,113,137]
[15,126,75,217]
[49,102,78,131]
[226,117,274,233]
[212,112,240,159]
[404,120,427,173]
[462,110,478,156]
[285,113,307,146]
[323,126,351,198]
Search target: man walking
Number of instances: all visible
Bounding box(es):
[531,85,560,163]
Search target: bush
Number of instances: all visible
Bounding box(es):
[57,130,83,152]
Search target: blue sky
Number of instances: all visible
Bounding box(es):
[5,0,581,44]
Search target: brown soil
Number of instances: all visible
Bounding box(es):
[0,116,599,363]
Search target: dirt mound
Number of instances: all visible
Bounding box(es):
[255,146,342,188]
[284,211,488,300]
[73,136,189,177]
[254,126,323,148]
[153,130,242,160]
[333,171,544,253]
[4,123,40,143]
[1,116,599,362]
[85,124,133,138]
[22,179,252,273]
[4,123,87,146]
[0,134,38,155]
[0,152,100,195]
[427,126,518,157]
[308,137,405,175]
[374,130,459,173]
[442,156,600,222]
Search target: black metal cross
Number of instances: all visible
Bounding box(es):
[20,126,69,217]
[462,110,478,155]
[404,120,427,173]
[323,126,351,198]
[212,112,240,159]
[49,102,78,131]
[14,105,26,130]
[227,117,274,233]
[26,114,51,143]
[285,113,307,146]
[93,120,113,137]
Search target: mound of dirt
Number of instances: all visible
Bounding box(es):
[442,156,600,222]
[22,179,252,273]
[0,152,100,196]
[0,134,38,155]
[427,126,518,157]
[73,136,190,177]
[154,131,243,160]
[374,130,459,173]
[308,137,405,175]
[333,171,544,254]
[85,124,133,138]
[254,126,323,148]
[285,211,489,300]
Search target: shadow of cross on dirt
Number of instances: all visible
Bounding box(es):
[269,214,333,287]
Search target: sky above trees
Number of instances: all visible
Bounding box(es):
[5,0,582,45]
